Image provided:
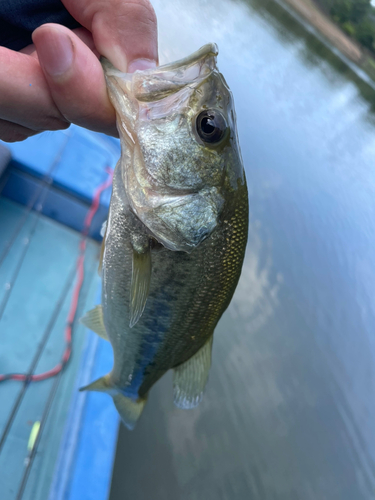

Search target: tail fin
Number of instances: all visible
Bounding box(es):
[80,374,147,430]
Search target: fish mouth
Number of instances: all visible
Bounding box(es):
[143,42,218,73]
[100,43,220,148]
[101,43,218,103]
[101,42,218,81]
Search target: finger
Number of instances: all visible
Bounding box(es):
[19,44,38,58]
[19,27,97,60]
[0,118,40,143]
[71,27,99,57]
[61,0,158,72]
[32,24,117,136]
[0,47,70,131]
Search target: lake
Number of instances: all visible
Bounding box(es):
[110,0,375,498]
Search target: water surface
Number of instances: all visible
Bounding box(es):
[110,1,375,498]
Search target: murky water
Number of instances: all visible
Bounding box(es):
[110,1,375,498]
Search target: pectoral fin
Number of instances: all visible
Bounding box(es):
[173,336,213,409]
[130,247,151,328]
[79,305,108,341]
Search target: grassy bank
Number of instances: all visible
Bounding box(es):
[279,0,375,82]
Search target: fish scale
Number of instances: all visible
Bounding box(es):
[80,44,248,429]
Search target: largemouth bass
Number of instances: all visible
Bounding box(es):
[80,44,248,429]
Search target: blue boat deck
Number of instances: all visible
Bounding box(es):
[0,127,120,500]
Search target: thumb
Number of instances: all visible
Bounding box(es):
[61,0,158,72]
[33,24,117,136]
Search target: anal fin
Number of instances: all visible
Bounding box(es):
[173,336,213,409]
[130,246,151,328]
[80,305,108,341]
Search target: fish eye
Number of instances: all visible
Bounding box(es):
[195,110,227,144]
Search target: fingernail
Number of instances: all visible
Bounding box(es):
[37,30,73,77]
[127,59,157,73]
[105,45,128,73]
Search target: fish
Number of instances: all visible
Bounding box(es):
[80,43,248,430]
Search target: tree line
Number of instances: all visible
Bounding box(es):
[315,0,375,54]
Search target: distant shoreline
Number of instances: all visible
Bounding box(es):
[277,0,375,82]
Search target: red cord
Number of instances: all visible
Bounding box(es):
[0,167,113,384]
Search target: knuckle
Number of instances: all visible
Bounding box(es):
[113,0,157,29]
[0,116,70,143]
[133,2,157,28]
[0,130,34,143]
[35,116,71,132]
[135,0,157,23]
[46,118,71,132]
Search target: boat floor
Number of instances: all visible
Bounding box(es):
[0,197,117,500]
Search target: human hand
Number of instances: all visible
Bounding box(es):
[0,0,158,142]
